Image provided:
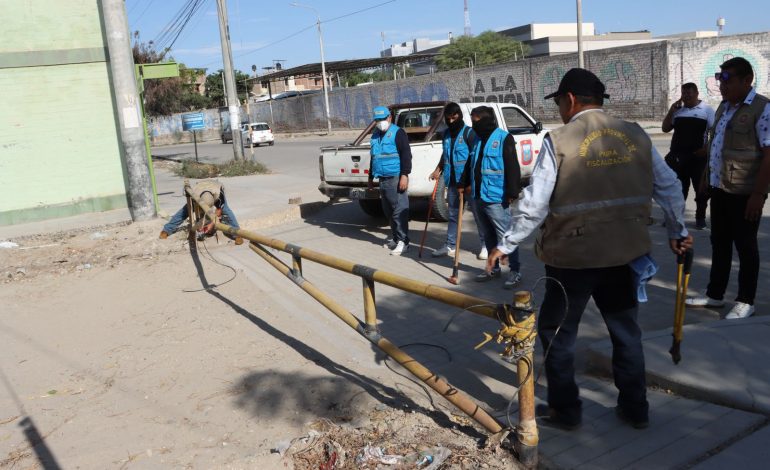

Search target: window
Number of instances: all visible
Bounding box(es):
[501,107,535,135]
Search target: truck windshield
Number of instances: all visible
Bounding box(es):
[396,108,441,142]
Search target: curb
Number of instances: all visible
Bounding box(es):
[586,317,770,417]
[239,200,329,232]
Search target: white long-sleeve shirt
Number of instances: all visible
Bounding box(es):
[498,109,689,255]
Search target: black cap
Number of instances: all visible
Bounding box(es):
[544,68,610,100]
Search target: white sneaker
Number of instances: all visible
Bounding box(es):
[383,239,397,249]
[685,294,725,308]
[390,241,409,256]
[477,247,488,260]
[725,302,755,319]
[432,246,456,257]
[504,271,522,289]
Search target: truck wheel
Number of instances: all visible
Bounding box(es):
[432,178,450,222]
[358,199,384,218]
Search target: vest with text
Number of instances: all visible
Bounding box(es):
[536,111,654,269]
[469,128,508,203]
[370,124,402,178]
[442,126,471,186]
[709,93,769,194]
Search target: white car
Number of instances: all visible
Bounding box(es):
[242,122,275,147]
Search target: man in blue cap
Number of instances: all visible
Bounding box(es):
[368,105,413,255]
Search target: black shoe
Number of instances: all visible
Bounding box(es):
[615,406,649,429]
[695,218,707,230]
[536,404,581,431]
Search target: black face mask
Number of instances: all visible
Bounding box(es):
[472,116,496,138]
[446,116,464,132]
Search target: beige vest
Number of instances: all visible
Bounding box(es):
[535,111,653,269]
[709,93,769,194]
[193,180,222,201]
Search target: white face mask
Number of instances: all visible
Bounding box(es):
[376,120,391,132]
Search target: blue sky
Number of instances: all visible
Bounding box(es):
[127,0,767,74]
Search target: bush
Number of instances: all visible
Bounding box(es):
[174,160,268,178]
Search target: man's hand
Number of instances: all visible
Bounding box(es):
[367,179,374,190]
[398,175,409,192]
[429,169,441,181]
[745,193,765,221]
[485,248,508,272]
[669,235,693,255]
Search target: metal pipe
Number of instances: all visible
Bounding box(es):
[512,291,538,468]
[363,279,377,334]
[216,224,502,321]
[247,241,504,434]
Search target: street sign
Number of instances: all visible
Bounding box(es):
[182,112,206,131]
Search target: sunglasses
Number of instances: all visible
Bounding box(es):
[714,71,734,82]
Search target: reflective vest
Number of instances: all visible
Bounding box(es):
[370,124,402,178]
[442,126,472,186]
[708,93,769,194]
[536,111,653,269]
[469,128,508,203]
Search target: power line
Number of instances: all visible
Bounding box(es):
[153,0,209,54]
[322,0,396,24]
[134,0,157,26]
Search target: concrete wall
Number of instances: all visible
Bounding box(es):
[148,32,770,143]
[0,0,127,226]
[666,32,770,109]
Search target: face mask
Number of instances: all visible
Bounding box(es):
[376,120,390,132]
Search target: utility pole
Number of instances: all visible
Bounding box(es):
[100,0,156,221]
[576,0,584,68]
[216,0,244,160]
[291,3,332,134]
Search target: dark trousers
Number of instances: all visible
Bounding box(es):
[667,151,709,220]
[379,176,410,244]
[539,264,648,422]
[706,189,762,304]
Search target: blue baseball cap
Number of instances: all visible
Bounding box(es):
[372,106,390,120]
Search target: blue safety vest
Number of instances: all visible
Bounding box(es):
[442,126,472,186]
[469,128,508,203]
[370,124,402,178]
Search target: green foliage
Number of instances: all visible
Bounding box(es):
[338,67,412,87]
[132,32,212,115]
[174,160,268,178]
[436,31,529,72]
[205,69,252,107]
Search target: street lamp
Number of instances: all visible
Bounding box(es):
[576,0,584,68]
[290,2,332,134]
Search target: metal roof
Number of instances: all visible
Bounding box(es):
[258,53,438,81]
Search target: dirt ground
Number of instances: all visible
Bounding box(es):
[0,221,524,469]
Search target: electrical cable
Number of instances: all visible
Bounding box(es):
[382,342,452,411]
[182,236,238,293]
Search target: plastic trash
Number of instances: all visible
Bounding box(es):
[355,445,403,465]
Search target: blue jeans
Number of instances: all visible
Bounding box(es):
[473,199,520,271]
[445,185,485,250]
[379,176,410,244]
[539,264,647,422]
[163,198,240,234]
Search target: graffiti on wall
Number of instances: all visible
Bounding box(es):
[701,49,763,99]
[459,74,531,107]
[600,61,638,102]
[539,65,566,103]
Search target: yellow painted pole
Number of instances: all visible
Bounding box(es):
[512,291,538,468]
[246,241,504,434]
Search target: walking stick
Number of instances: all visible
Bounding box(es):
[418,178,440,258]
[448,191,464,285]
[670,247,694,364]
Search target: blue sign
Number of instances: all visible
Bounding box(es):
[181,112,206,131]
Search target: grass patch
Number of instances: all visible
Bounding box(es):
[174,160,268,178]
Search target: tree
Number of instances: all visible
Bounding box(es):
[436,31,529,72]
[204,69,251,107]
[132,32,212,115]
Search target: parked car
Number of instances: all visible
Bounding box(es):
[318,101,547,220]
[242,122,274,147]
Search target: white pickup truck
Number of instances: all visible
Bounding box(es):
[318,101,548,220]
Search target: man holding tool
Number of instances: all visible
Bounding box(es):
[487,68,692,430]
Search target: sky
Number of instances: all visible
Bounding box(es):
[126,0,768,75]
